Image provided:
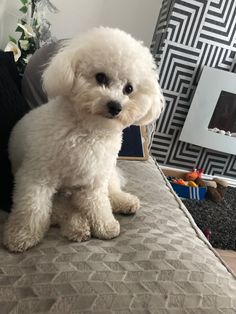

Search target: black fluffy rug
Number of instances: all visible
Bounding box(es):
[183,186,236,251]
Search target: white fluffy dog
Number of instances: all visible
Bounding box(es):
[3,27,164,252]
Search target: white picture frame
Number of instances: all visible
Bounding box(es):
[180,66,236,155]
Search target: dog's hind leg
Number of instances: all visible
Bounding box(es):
[3,168,56,252]
[109,167,140,215]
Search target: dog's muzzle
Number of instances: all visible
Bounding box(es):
[107,101,122,117]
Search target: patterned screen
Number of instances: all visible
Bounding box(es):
[150,0,236,179]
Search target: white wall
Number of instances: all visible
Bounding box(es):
[1,0,162,49]
[0,0,21,48]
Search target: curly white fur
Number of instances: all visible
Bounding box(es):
[3,27,165,252]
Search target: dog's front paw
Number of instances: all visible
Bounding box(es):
[62,228,91,242]
[62,225,91,242]
[3,225,41,252]
[92,219,120,240]
[111,192,140,215]
[61,215,91,242]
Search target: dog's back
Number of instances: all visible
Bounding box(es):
[9,100,65,174]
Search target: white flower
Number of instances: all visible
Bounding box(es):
[4,41,21,61]
[19,39,29,50]
[17,23,36,38]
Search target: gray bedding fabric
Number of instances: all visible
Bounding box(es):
[0,158,236,313]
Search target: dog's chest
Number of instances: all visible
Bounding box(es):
[58,132,121,187]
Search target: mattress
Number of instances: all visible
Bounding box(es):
[0,158,235,313]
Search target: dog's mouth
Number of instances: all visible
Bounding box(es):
[90,100,123,120]
[107,113,120,119]
[104,112,121,120]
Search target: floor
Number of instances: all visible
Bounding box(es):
[216,249,236,275]
[160,168,236,276]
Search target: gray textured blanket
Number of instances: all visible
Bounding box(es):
[0,159,235,313]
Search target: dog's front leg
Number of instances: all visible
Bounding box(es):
[72,187,120,240]
[52,193,91,242]
[61,211,91,242]
[109,167,140,215]
[3,169,55,252]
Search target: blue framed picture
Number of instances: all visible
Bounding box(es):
[118,126,148,160]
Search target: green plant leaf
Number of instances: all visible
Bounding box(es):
[19,6,28,14]
[9,36,17,44]
[20,0,28,5]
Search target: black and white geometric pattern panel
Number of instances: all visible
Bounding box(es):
[150,0,174,68]
[151,0,236,179]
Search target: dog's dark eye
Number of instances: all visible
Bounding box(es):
[123,83,133,95]
[96,73,109,86]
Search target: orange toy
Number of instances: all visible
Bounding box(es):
[176,179,187,186]
[185,169,203,181]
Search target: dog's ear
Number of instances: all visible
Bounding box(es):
[42,48,75,98]
[136,81,165,126]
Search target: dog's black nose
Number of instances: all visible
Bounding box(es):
[107,101,122,116]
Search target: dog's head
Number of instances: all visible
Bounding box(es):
[43,27,165,129]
